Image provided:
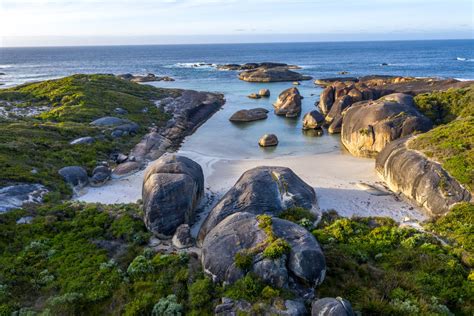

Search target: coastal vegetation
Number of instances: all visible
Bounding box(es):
[0,75,175,200]
[411,85,474,192]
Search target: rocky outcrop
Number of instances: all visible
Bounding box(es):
[318,86,335,115]
[302,110,325,130]
[201,212,326,290]
[376,137,472,217]
[90,165,111,187]
[58,166,89,191]
[259,89,271,97]
[229,108,268,122]
[198,166,317,242]
[172,224,194,249]
[117,73,175,82]
[0,184,48,212]
[312,297,355,316]
[341,93,432,157]
[259,134,279,147]
[217,62,300,71]
[274,87,302,118]
[131,90,225,161]
[142,155,204,237]
[215,298,306,316]
[239,67,312,83]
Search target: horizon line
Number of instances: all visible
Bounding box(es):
[1,37,473,49]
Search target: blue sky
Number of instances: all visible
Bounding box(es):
[1,0,473,46]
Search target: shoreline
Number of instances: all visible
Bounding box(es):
[76,146,426,227]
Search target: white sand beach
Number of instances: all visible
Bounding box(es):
[77,148,426,224]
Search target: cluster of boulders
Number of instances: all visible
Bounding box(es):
[0,183,49,212]
[117,73,175,83]
[248,88,271,99]
[217,62,311,83]
[58,163,113,192]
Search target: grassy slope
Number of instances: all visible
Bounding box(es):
[411,86,474,192]
[0,74,177,199]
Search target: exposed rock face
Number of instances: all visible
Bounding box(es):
[0,184,48,212]
[274,87,302,118]
[248,93,261,99]
[239,67,312,83]
[70,136,95,145]
[376,137,472,217]
[217,62,299,71]
[259,134,279,147]
[201,212,326,290]
[325,95,352,125]
[341,93,432,157]
[117,73,175,82]
[172,224,194,249]
[198,166,317,242]
[259,89,271,97]
[319,86,335,115]
[142,155,204,237]
[131,90,225,161]
[312,297,355,316]
[229,108,269,122]
[58,166,89,191]
[90,165,111,186]
[112,161,143,178]
[302,110,325,130]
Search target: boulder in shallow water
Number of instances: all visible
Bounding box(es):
[239,67,312,83]
[142,155,204,237]
[303,110,325,130]
[58,166,89,191]
[259,89,271,97]
[259,134,279,147]
[311,297,355,316]
[274,87,302,118]
[319,86,335,115]
[325,95,352,125]
[229,108,269,122]
[248,93,261,99]
[198,166,317,242]
[341,93,432,157]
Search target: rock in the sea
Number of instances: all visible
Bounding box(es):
[198,166,317,242]
[142,155,204,237]
[259,134,279,147]
[259,89,271,97]
[274,87,302,118]
[90,165,111,187]
[0,184,48,212]
[303,110,325,130]
[172,224,194,249]
[201,212,326,289]
[376,137,471,217]
[312,297,355,316]
[58,166,89,191]
[117,73,175,83]
[239,67,312,83]
[341,93,432,157]
[112,161,142,178]
[229,108,269,122]
[248,93,261,99]
[70,136,95,145]
[319,86,335,115]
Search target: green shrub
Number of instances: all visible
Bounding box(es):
[188,278,214,310]
[127,255,154,280]
[235,251,254,270]
[152,295,183,316]
[262,238,291,259]
[224,274,266,302]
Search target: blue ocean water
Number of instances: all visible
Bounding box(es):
[0,40,473,159]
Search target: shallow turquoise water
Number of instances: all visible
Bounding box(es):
[152,78,342,159]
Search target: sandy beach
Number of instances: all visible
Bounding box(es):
[77,148,426,225]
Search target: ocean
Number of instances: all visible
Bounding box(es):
[1,40,473,159]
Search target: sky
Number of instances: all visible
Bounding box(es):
[1,0,473,47]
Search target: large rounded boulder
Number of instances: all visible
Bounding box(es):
[318,86,335,115]
[341,93,432,157]
[198,166,317,242]
[302,110,325,130]
[229,108,269,122]
[274,87,302,118]
[376,137,471,217]
[201,212,326,290]
[142,155,204,237]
